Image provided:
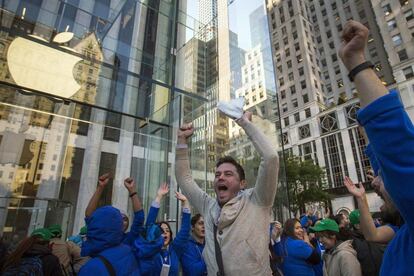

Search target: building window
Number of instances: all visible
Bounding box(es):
[322,133,349,187]
[294,112,300,122]
[279,77,284,86]
[297,55,303,63]
[337,79,344,88]
[286,48,290,57]
[387,19,397,30]
[345,103,360,126]
[320,112,338,134]
[331,53,337,62]
[400,0,409,6]
[305,108,311,118]
[288,72,294,81]
[281,90,286,99]
[303,94,309,103]
[290,85,296,94]
[282,103,288,112]
[392,34,402,46]
[284,117,290,127]
[283,37,289,45]
[405,9,414,21]
[369,47,378,58]
[383,4,391,16]
[403,66,414,79]
[299,67,304,76]
[292,98,298,108]
[295,42,300,51]
[398,49,408,61]
[299,124,311,139]
[282,132,289,144]
[287,60,292,68]
[301,80,306,89]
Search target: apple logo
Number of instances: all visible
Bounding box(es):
[0,125,35,166]
[6,32,82,99]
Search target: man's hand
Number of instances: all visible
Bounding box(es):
[98,173,111,188]
[177,123,194,145]
[343,176,365,199]
[124,177,135,193]
[338,20,368,71]
[236,111,252,125]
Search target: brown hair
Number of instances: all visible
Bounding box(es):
[282,218,301,239]
[1,236,46,272]
[216,156,245,181]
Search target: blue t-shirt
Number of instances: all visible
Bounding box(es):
[274,237,315,276]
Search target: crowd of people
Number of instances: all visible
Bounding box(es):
[1,19,413,275]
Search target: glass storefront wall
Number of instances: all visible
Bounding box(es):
[0,0,288,245]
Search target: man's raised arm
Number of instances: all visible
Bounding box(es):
[236,112,279,206]
[175,123,212,215]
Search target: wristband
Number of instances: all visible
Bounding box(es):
[129,192,137,198]
[348,61,374,81]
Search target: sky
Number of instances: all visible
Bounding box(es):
[185,0,265,50]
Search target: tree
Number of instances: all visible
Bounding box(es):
[285,156,330,214]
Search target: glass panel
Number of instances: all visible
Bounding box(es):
[0,83,180,236]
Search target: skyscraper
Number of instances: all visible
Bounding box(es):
[266,0,395,213]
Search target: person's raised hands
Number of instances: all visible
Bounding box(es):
[271,221,282,241]
[344,176,365,199]
[177,123,194,144]
[98,173,111,188]
[338,20,368,71]
[124,177,135,193]
[157,182,169,198]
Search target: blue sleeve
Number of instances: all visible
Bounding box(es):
[365,144,380,176]
[123,210,145,245]
[146,204,160,226]
[273,241,284,256]
[130,209,145,235]
[357,90,414,232]
[172,212,191,257]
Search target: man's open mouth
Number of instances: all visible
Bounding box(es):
[217,184,228,191]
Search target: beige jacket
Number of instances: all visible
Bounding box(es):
[323,240,362,276]
[50,238,89,273]
[175,119,279,276]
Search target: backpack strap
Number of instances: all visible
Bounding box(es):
[213,224,225,276]
[97,255,116,276]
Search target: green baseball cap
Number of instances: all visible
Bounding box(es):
[48,224,62,237]
[349,210,361,225]
[79,226,87,235]
[31,228,53,241]
[309,218,339,233]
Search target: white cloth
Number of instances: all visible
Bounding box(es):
[217,97,245,119]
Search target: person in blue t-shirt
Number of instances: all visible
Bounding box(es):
[84,174,144,246]
[178,214,207,276]
[273,218,321,276]
[141,183,191,276]
[338,20,414,275]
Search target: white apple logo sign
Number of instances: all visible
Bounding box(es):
[7,32,82,99]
